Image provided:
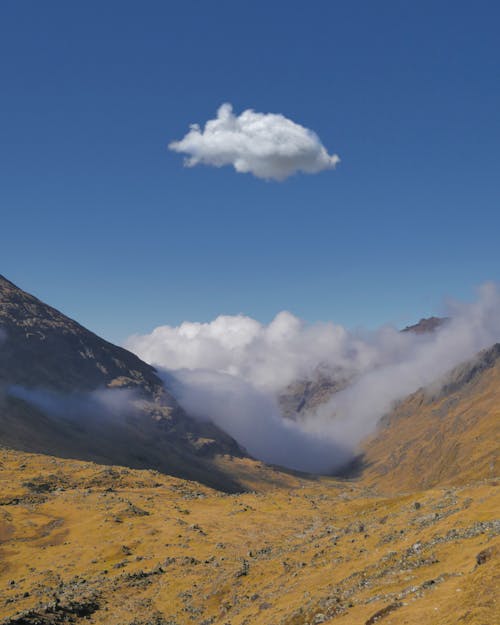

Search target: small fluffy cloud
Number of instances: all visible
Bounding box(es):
[126,284,500,473]
[169,103,340,181]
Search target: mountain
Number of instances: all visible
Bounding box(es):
[0,275,247,492]
[279,317,450,420]
[279,365,352,420]
[360,343,500,492]
[401,316,449,334]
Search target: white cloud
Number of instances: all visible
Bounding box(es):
[7,386,138,422]
[169,103,340,181]
[126,310,383,393]
[168,369,352,473]
[126,284,500,473]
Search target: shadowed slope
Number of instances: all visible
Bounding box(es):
[0,275,247,492]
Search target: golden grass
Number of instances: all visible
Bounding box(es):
[361,360,500,494]
[0,447,498,625]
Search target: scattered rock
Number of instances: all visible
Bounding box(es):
[475,546,494,566]
[235,559,249,578]
[365,602,402,624]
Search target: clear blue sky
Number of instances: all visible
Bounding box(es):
[1,0,499,344]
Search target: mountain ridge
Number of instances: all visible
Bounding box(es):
[0,274,249,492]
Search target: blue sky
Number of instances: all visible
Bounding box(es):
[1,0,499,344]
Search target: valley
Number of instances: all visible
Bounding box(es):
[0,276,498,624]
[0,447,497,625]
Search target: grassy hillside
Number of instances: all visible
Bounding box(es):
[361,344,500,493]
[0,447,498,625]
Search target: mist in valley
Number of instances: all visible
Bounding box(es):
[126,283,500,472]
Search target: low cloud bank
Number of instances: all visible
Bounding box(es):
[169,103,340,181]
[168,369,352,472]
[7,386,137,423]
[126,284,500,473]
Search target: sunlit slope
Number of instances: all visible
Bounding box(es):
[360,344,500,493]
[0,447,498,625]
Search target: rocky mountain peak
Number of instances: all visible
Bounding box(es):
[401,316,449,334]
[0,274,164,395]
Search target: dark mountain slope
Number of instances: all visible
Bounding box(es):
[0,275,246,491]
